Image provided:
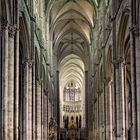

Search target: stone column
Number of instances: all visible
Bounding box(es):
[115,62,121,140]
[47,95,50,140]
[85,71,88,130]
[105,84,109,140]
[14,27,19,140]
[113,58,126,140]
[129,26,140,140]
[136,44,140,136]
[120,61,126,140]
[98,93,102,140]
[108,80,113,140]
[1,20,9,140]
[27,61,33,139]
[7,25,16,140]
[23,60,33,139]
[41,84,43,140]
[135,35,140,139]
[97,90,100,140]
[22,59,33,140]
[98,91,104,140]
[57,70,60,140]
[36,80,42,140]
[30,14,36,140]
[111,0,117,139]
[129,0,139,138]
[134,2,140,138]
[14,0,19,138]
[113,59,123,140]
[23,60,29,140]
[111,74,116,140]
[32,62,36,140]
[0,21,2,139]
[43,90,48,140]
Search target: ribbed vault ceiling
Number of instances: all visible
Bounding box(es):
[49,0,96,90]
[59,54,84,89]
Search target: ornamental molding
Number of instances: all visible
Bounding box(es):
[1,19,8,31]
[1,19,18,37]
[129,24,139,37]
[22,59,34,68]
[8,25,16,38]
[36,78,43,85]
[103,77,112,85]
[112,57,124,69]
[97,89,103,95]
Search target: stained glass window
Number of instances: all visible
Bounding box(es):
[63,82,81,102]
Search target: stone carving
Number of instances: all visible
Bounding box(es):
[48,117,57,140]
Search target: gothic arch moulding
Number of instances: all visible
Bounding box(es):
[117,8,130,58]
[19,14,30,59]
[35,47,40,80]
[106,46,113,78]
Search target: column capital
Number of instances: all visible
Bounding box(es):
[112,57,124,69]
[129,24,139,36]
[28,60,34,69]
[97,89,103,95]
[1,19,8,32]
[22,59,34,68]
[44,89,48,96]
[36,78,43,85]
[8,25,17,38]
[22,59,29,68]
[1,19,19,37]
[103,76,112,85]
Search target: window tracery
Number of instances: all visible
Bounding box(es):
[63,82,81,102]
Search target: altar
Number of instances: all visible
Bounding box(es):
[66,129,80,140]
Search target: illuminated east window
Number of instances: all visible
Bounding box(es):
[63,82,81,102]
